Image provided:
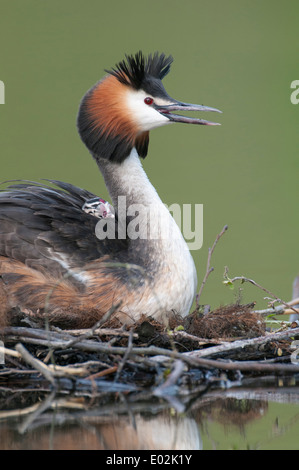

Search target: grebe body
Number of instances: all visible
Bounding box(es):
[0,52,221,327]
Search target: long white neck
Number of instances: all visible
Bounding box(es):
[97,149,182,243]
[96,148,197,319]
[96,149,161,207]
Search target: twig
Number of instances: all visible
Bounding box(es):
[253,306,286,316]
[154,360,186,397]
[283,309,299,316]
[0,345,21,359]
[0,401,44,420]
[87,366,118,380]
[172,329,224,345]
[114,330,134,382]
[184,358,299,374]
[15,343,56,385]
[224,270,299,316]
[196,225,228,306]
[288,297,299,307]
[14,342,89,378]
[18,391,56,434]
[254,307,299,316]
[153,360,186,412]
[62,327,138,338]
[185,326,299,359]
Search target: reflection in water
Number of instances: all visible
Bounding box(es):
[0,409,202,450]
[1,377,299,450]
[196,397,267,433]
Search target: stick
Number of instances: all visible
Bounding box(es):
[154,360,185,396]
[15,343,56,385]
[287,297,299,307]
[114,330,134,382]
[153,360,186,412]
[196,225,228,306]
[87,366,118,380]
[184,358,299,374]
[18,391,56,434]
[185,326,299,359]
[62,327,138,338]
[224,272,299,316]
[0,345,21,359]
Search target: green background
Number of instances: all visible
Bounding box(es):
[0,0,299,450]
[1,0,298,310]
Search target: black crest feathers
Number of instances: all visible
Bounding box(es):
[106,51,173,89]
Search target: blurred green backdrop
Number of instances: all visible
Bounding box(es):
[1,0,298,310]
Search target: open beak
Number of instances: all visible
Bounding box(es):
[155,101,222,126]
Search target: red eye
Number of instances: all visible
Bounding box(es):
[144,97,153,105]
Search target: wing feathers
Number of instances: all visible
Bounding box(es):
[0,180,127,271]
[0,180,133,326]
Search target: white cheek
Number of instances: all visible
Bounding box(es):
[126,90,171,131]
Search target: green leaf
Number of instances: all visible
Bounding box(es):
[223,280,234,290]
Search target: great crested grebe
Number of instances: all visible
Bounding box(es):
[0,52,221,327]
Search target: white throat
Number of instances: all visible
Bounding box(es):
[100,149,161,206]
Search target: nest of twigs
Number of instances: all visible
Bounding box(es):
[184,303,265,340]
[1,300,299,408]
